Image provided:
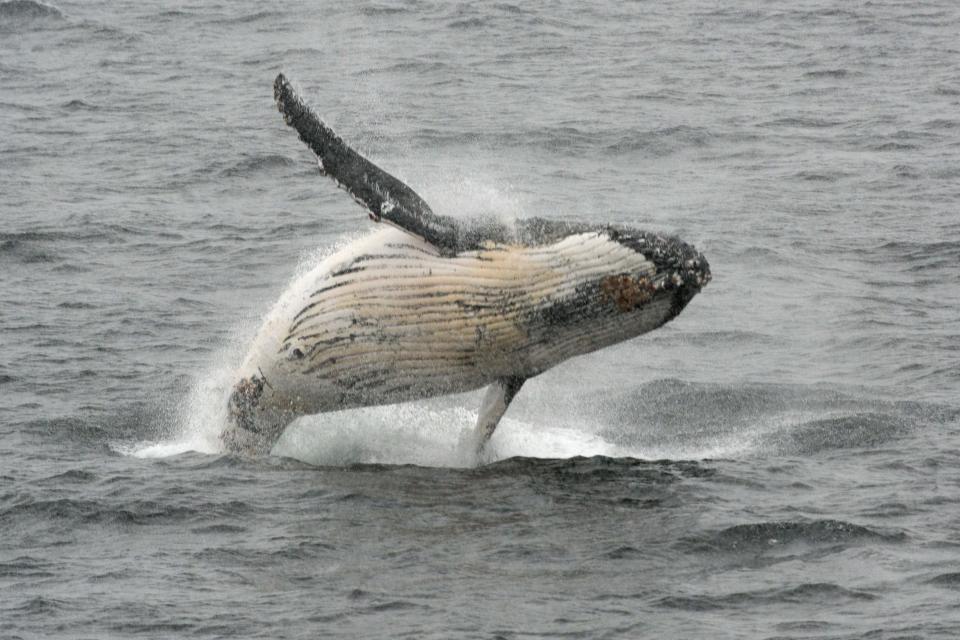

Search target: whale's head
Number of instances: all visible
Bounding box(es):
[609,229,710,323]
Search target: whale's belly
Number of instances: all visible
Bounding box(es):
[240,227,661,413]
[278,231,551,406]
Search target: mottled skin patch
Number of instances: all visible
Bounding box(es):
[600,274,656,312]
[228,374,266,433]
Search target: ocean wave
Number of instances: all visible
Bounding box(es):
[682,519,906,554]
[758,116,845,128]
[0,226,145,245]
[0,497,253,528]
[361,59,454,76]
[60,98,100,112]
[34,469,98,484]
[605,125,713,154]
[591,379,957,457]
[792,170,844,182]
[448,17,488,29]
[207,10,285,25]
[493,3,525,14]
[0,238,58,263]
[658,582,876,610]
[0,0,61,21]
[219,153,296,178]
[803,68,852,79]
[361,4,413,17]
[923,118,960,130]
[408,123,717,155]
[870,141,919,152]
[479,455,711,481]
[927,572,960,589]
[877,239,960,257]
[872,239,960,273]
[10,596,71,615]
[0,100,37,112]
[0,556,55,578]
[761,412,910,455]
[190,523,247,534]
[268,539,338,560]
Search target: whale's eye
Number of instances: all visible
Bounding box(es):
[288,347,305,360]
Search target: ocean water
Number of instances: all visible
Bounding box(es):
[2,0,960,637]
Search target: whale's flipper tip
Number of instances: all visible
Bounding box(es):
[273,73,299,126]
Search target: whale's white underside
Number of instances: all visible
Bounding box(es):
[237,227,669,417]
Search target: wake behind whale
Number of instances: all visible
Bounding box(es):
[217,74,711,458]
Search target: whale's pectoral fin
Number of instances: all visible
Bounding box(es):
[474,376,525,455]
[273,73,461,255]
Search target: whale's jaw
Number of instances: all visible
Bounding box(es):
[221,372,295,455]
[220,420,273,456]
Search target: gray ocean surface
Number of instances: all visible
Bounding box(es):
[2,0,960,638]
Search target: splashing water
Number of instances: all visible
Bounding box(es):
[116,171,746,466]
[126,346,241,459]
[416,161,529,226]
[272,402,631,468]
[118,172,538,464]
[122,360,781,466]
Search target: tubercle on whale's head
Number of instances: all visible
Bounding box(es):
[605,226,709,290]
[650,233,710,291]
[664,241,710,321]
[683,247,711,290]
[624,229,710,288]
[659,238,710,317]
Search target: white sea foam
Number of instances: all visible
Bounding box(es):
[117,309,770,467]
[270,402,627,467]
[268,399,779,467]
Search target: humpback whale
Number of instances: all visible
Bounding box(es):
[220,73,711,456]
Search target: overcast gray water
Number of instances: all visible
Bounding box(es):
[2,1,960,638]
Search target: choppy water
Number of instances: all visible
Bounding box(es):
[2,0,960,637]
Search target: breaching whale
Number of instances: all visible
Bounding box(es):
[220,73,711,456]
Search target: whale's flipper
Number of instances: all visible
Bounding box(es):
[274,73,462,254]
[474,376,525,455]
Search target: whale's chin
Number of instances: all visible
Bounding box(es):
[220,423,274,456]
[221,372,298,456]
[221,410,297,456]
